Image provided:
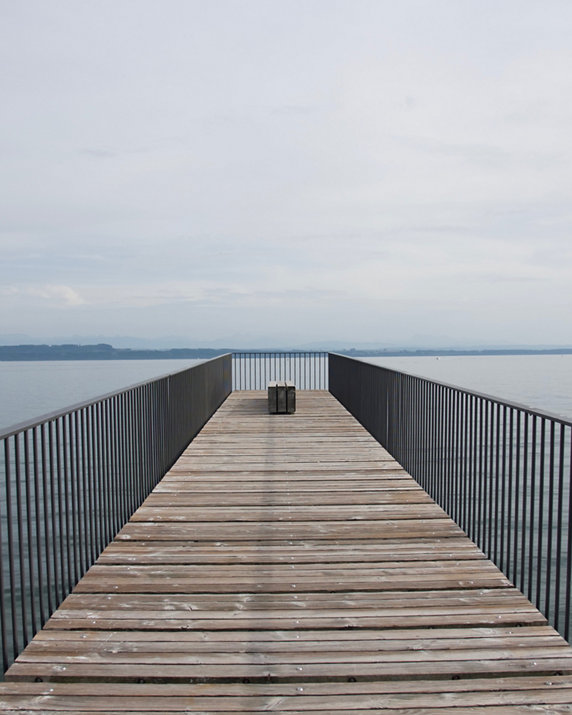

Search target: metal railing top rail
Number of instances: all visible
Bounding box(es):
[232,351,328,391]
[331,352,572,427]
[0,356,230,440]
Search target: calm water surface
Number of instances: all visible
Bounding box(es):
[0,359,203,430]
[1,354,571,431]
[364,354,572,422]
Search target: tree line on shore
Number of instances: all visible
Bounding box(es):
[1,344,572,361]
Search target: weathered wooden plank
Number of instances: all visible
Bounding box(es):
[6,688,572,712]
[54,589,537,612]
[144,491,432,506]
[2,708,572,714]
[50,603,540,624]
[82,560,506,577]
[115,519,465,541]
[131,504,446,521]
[17,649,572,669]
[2,390,571,712]
[23,633,568,656]
[156,478,414,488]
[96,543,486,564]
[7,656,572,681]
[5,674,572,695]
[43,611,547,631]
[33,625,558,643]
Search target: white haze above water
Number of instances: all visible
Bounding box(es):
[0,354,571,431]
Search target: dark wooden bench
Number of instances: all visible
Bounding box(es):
[267,380,296,413]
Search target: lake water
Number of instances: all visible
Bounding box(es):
[0,359,203,431]
[0,354,571,431]
[363,354,572,422]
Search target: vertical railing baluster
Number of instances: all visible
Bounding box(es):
[87,404,97,563]
[4,439,17,662]
[554,424,566,632]
[536,419,546,610]
[520,413,529,595]
[545,422,556,622]
[564,429,572,642]
[23,430,36,635]
[477,398,485,549]
[513,412,521,591]
[48,420,59,609]
[0,441,7,672]
[460,392,468,534]
[14,435,28,651]
[506,408,514,584]
[470,395,478,543]
[499,405,507,575]
[492,402,501,564]
[527,415,537,600]
[32,427,45,624]
[55,419,65,605]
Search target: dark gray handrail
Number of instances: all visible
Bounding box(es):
[329,352,572,642]
[0,360,213,440]
[232,351,328,390]
[333,353,572,427]
[0,354,232,672]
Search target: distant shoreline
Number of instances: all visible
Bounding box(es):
[1,344,572,361]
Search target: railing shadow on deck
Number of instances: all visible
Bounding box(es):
[0,354,232,671]
[329,352,572,643]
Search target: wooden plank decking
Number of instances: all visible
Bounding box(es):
[2,390,572,712]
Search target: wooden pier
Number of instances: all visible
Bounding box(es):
[2,390,572,712]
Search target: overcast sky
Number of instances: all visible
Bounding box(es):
[1,1,571,348]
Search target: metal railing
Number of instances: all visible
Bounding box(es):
[0,354,231,671]
[232,352,328,390]
[329,353,572,642]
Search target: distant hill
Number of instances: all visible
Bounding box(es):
[1,344,572,361]
[338,347,572,357]
[0,344,228,361]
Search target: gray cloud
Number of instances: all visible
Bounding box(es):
[1,1,572,346]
